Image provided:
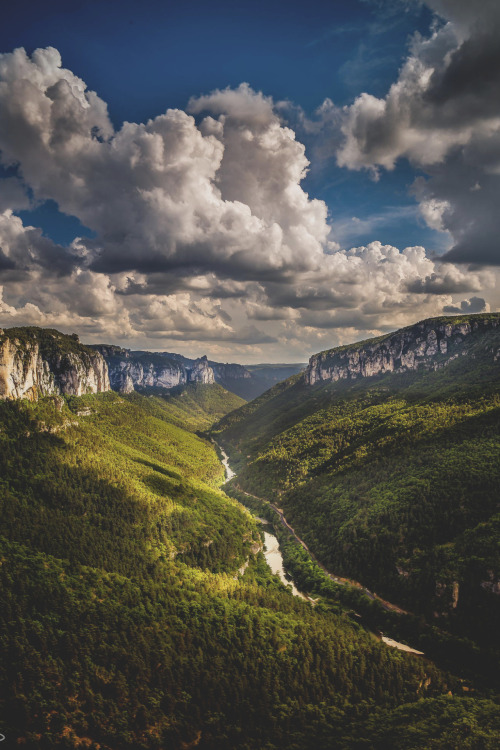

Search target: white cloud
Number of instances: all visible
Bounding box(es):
[0,45,498,360]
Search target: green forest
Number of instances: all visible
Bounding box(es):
[2,321,500,748]
[214,317,500,679]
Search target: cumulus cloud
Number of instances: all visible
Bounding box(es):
[333,0,500,265]
[0,45,497,359]
[0,52,328,284]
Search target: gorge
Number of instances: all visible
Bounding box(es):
[2,313,500,748]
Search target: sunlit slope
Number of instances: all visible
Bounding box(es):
[1,390,474,749]
[0,391,255,574]
[213,318,500,643]
[129,382,246,431]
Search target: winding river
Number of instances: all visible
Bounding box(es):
[216,441,423,653]
[261,530,308,600]
[217,442,307,599]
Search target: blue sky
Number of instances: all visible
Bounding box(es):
[0,0,498,361]
[5,0,437,250]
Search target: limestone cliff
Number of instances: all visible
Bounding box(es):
[94,346,188,394]
[94,346,215,393]
[0,327,110,400]
[188,356,215,384]
[305,313,500,386]
[93,345,303,399]
[210,362,251,382]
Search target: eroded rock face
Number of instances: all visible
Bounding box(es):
[112,359,187,393]
[0,328,110,400]
[188,356,215,384]
[211,363,251,381]
[305,315,500,386]
[95,347,215,393]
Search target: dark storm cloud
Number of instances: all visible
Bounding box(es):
[0,247,15,270]
[425,34,500,120]
[335,0,500,266]
[406,266,483,294]
[443,296,487,314]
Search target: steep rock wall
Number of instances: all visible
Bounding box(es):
[305,314,500,386]
[210,363,251,382]
[95,347,215,393]
[0,328,110,400]
[188,356,215,384]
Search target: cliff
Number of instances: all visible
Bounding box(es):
[92,346,303,400]
[0,327,110,400]
[305,313,500,386]
[188,355,215,384]
[93,347,214,393]
[210,362,251,382]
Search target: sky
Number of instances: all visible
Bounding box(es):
[0,0,499,363]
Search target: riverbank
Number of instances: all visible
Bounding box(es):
[213,440,427,655]
[211,442,500,693]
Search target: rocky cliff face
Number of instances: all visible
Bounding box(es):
[98,347,187,394]
[305,314,500,386]
[0,327,110,400]
[93,346,303,399]
[188,356,215,384]
[210,363,251,382]
[94,347,215,393]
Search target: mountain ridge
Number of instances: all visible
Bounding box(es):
[213,312,500,656]
[305,312,500,385]
[92,343,305,400]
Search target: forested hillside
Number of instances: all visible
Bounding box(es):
[127,382,246,431]
[1,354,500,747]
[213,314,500,655]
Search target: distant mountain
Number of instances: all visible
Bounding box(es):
[236,363,307,400]
[213,313,500,652]
[92,343,305,400]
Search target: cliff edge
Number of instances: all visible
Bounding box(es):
[0,327,110,400]
[305,313,500,385]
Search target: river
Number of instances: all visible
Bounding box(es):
[217,442,307,599]
[218,443,236,481]
[262,530,308,600]
[215,440,423,653]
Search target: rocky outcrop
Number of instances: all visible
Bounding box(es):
[305,314,500,386]
[99,348,188,393]
[0,327,110,400]
[94,347,215,393]
[188,356,215,384]
[210,362,251,382]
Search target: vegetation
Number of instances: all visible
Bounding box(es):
[129,383,246,431]
[213,317,500,660]
[1,388,489,749]
[228,484,500,691]
[2,317,500,748]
